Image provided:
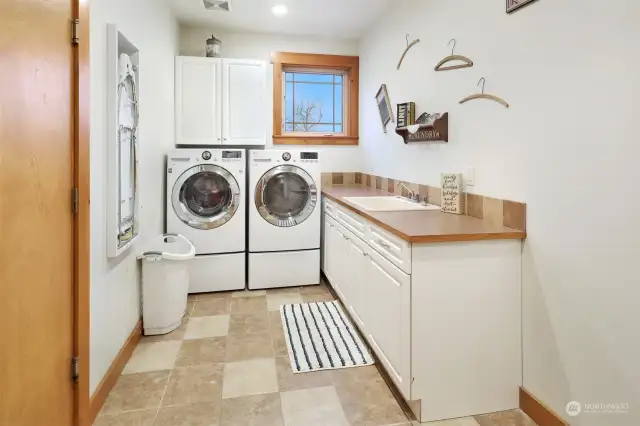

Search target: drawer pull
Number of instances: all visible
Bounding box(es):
[377,240,391,250]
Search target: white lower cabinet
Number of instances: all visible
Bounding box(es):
[363,246,411,399]
[321,200,522,423]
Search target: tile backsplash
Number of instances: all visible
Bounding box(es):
[321,172,526,232]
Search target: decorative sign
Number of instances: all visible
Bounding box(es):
[507,0,539,14]
[407,128,442,142]
[441,173,465,215]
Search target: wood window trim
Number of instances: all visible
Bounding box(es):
[272,52,359,146]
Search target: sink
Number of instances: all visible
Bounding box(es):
[343,196,441,212]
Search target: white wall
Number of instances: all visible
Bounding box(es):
[90,0,178,393]
[180,26,362,172]
[360,1,640,425]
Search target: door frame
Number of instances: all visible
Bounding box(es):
[73,0,91,425]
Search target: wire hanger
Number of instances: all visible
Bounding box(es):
[459,77,510,108]
[434,39,474,72]
[397,34,421,70]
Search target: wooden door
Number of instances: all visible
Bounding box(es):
[345,233,367,330]
[222,59,267,145]
[0,0,77,424]
[175,56,222,145]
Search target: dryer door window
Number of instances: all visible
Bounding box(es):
[172,165,241,230]
[256,165,317,227]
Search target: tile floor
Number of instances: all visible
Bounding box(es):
[95,281,538,426]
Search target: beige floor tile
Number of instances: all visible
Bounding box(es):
[93,409,157,426]
[474,410,537,426]
[269,311,283,331]
[222,358,278,399]
[280,386,349,426]
[101,370,170,414]
[266,287,300,295]
[225,331,274,362]
[141,316,188,343]
[302,293,336,303]
[335,377,408,426]
[197,291,233,301]
[231,289,266,298]
[188,294,198,302]
[267,293,304,311]
[192,298,231,317]
[228,311,270,335]
[122,341,181,374]
[298,283,330,295]
[275,355,332,392]
[427,417,481,426]
[162,364,224,407]
[219,393,284,426]
[184,315,230,340]
[230,296,268,313]
[175,337,226,367]
[272,330,288,357]
[155,402,220,426]
[330,365,382,386]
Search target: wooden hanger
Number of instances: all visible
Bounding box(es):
[397,34,420,70]
[459,77,510,108]
[434,39,474,71]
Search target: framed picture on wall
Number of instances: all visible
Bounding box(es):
[375,84,394,133]
[507,0,539,13]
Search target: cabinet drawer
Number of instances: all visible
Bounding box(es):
[367,223,412,274]
[336,206,366,240]
[324,198,337,219]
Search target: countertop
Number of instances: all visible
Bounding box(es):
[321,186,526,243]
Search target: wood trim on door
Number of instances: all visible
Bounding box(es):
[73,0,91,424]
[520,387,569,426]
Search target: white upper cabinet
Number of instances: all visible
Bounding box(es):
[222,59,267,146]
[175,57,222,145]
[175,56,267,146]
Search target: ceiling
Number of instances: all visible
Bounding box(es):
[167,0,393,38]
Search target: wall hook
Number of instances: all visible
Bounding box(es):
[448,38,457,55]
[477,77,486,93]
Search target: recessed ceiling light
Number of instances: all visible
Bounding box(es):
[272,4,288,16]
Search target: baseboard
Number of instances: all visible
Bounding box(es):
[89,320,142,423]
[520,387,569,426]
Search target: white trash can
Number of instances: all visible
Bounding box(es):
[139,233,196,336]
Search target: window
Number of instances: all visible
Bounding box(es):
[284,71,345,134]
[272,52,359,145]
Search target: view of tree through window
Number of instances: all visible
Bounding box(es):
[284,71,345,133]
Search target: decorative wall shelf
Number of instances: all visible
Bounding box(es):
[396,113,449,143]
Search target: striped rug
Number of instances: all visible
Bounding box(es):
[280,301,374,373]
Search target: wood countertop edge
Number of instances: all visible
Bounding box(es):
[321,190,527,243]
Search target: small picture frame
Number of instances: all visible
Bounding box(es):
[506,0,539,13]
[375,84,394,133]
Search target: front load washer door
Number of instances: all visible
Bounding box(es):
[172,164,241,230]
[255,165,317,228]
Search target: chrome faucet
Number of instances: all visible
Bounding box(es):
[397,182,419,202]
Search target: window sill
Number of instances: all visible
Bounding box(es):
[273,135,359,146]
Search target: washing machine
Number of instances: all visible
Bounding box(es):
[248,150,321,289]
[167,149,246,293]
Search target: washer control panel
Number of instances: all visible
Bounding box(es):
[282,152,292,162]
[201,151,212,160]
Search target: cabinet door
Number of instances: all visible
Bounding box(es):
[222,59,267,145]
[345,234,367,330]
[365,247,411,400]
[175,57,221,145]
[331,224,350,302]
[322,215,333,282]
